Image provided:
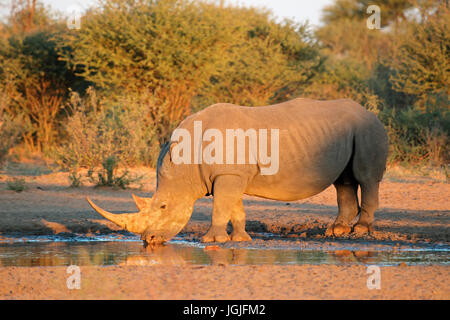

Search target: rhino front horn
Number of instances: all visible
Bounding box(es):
[86,197,149,234]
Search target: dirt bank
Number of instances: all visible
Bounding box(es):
[1,264,448,299]
[0,167,448,245]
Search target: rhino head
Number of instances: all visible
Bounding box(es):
[86,141,207,245]
[87,192,194,245]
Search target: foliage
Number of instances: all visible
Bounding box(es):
[0,82,24,164]
[0,18,87,154]
[0,0,448,174]
[321,0,414,27]
[303,56,381,110]
[0,112,24,164]
[6,177,26,192]
[389,4,449,102]
[379,94,449,165]
[57,88,151,187]
[56,87,160,171]
[193,12,323,107]
[310,0,449,166]
[57,0,322,118]
[87,155,143,189]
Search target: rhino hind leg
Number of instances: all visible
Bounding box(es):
[202,175,251,243]
[353,182,379,235]
[350,125,387,235]
[326,164,360,237]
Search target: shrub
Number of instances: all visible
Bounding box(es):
[68,172,83,188]
[0,90,24,165]
[380,99,449,166]
[86,155,142,189]
[55,88,159,187]
[7,178,26,192]
[389,5,449,101]
[0,28,86,155]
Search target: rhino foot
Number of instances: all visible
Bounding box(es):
[201,229,230,243]
[352,223,372,235]
[230,230,252,242]
[325,224,352,237]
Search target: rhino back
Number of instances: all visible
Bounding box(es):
[176,98,385,201]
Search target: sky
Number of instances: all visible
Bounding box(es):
[33,0,334,27]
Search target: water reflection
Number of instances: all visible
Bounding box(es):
[329,250,378,264]
[0,241,448,267]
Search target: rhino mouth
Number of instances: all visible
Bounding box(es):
[141,233,167,246]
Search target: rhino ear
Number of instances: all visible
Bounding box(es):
[131,194,152,211]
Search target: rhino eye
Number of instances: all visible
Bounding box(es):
[160,204,167,209]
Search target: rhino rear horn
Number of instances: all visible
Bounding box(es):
[131,194,153,211]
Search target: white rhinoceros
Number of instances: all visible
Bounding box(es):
[87,98,388,245]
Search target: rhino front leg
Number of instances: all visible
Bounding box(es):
[230,199,252,242]
[202,175,251,243]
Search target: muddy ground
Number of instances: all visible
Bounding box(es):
[0,163,448,299]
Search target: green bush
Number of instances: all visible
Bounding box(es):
[0,92,24,164]
[0,26,87,155]
[56,88,159,186]
[380,98,449,166]
[7,178,26,192]
[68,172,83,188]
[87,155,142,189]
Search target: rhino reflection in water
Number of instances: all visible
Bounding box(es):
[118,245,378,266]
[119,245,249,266]
[87,98,388,245]
[119,245,188,266]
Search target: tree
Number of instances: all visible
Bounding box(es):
[58,0,322,142]
[59,0,236,123]
[6,0,49,34]
[317,0,414,68]
[321,0,414,27]
[0,3,86,153]
[389,4,449,103]
[194,9,322,108]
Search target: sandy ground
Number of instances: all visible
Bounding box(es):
[0,162,448,299]
[0,265,448,299]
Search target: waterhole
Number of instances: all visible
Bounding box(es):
[0,235,448,267]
